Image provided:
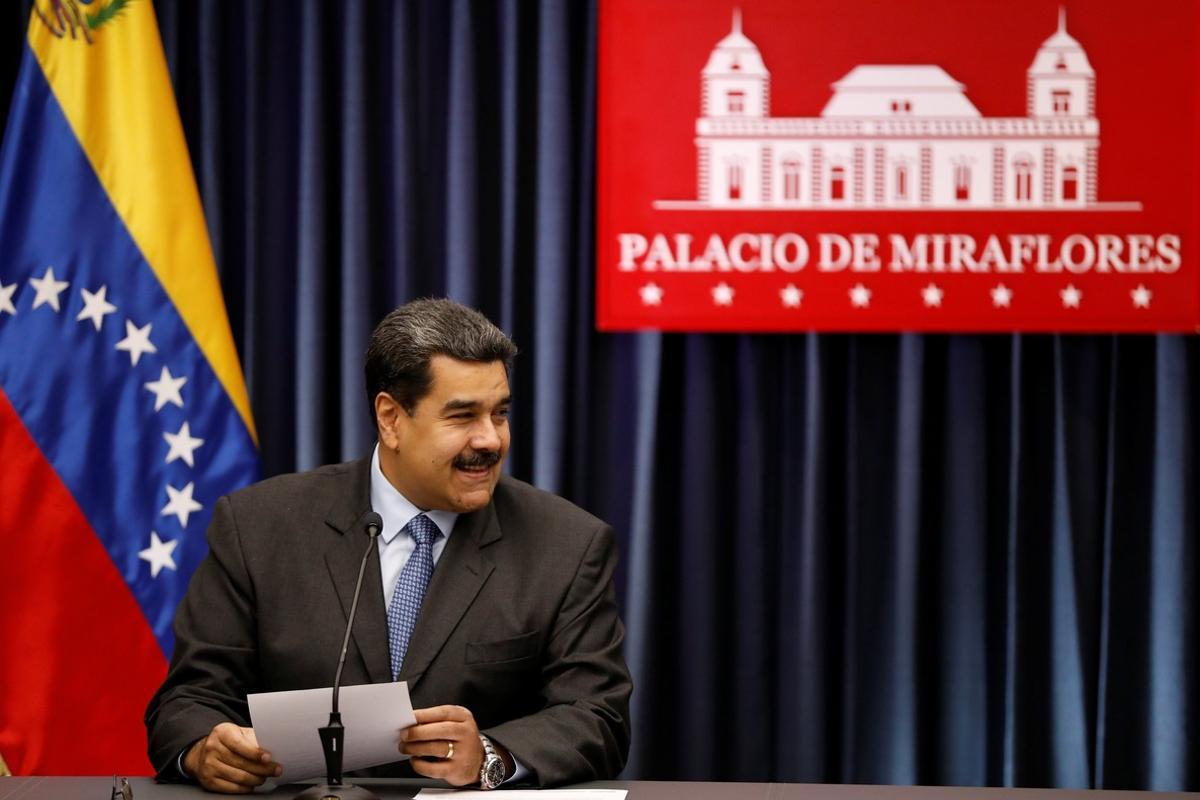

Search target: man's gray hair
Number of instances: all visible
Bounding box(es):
[365,298,517,419]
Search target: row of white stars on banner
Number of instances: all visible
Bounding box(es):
[636,281,1155,310]
[1,267,206,580]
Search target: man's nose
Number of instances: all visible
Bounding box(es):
[470,417,502,450]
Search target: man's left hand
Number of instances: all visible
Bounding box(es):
[400,705,486,786]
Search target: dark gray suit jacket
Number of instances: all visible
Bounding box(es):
[144,456,632,786]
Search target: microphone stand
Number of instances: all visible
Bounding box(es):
[295,513,384,800]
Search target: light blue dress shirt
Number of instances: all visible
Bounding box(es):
[370,445,458,599]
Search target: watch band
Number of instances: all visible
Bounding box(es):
[478,734,507,790]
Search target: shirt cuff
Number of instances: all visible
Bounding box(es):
[504,753,530,786]
[174,746,193,781]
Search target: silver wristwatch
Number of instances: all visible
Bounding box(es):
[478,734,506,790]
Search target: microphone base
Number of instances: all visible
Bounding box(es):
[292,782,381,800]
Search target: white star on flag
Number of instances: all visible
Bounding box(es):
[29,266,69,312]
[164,421,205,467]
[161,481,203,528]
[849,283,871,308]
[116,319,158,366]
[145,365,187,411]
[639,282,664,306]
[0,282,16,317]
[76,285,118,331]
[138,531,178,579]
[991,283,1013,308]
[921,283,944,308]
[1131,284,1152,309]
[1060,284,1082,309]
[780,284,803,308]
[712,282,735,306]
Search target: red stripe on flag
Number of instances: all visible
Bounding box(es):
[0,389,165,775]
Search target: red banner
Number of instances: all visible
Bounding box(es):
[595,0,1199,332]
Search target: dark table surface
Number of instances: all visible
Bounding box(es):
[0,779,1196,800]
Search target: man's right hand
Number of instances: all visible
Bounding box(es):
[183,722,283,794]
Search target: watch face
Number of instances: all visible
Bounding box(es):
[483,756,505,788]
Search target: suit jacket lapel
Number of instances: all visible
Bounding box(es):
[397,500,501,689]
[322,457,393,685]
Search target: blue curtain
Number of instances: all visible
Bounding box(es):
[2,0,1195,790]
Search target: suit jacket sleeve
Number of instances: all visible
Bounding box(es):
[144,494,258,777]
[482,522,632,786]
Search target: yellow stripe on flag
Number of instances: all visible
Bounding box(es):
[26,4,257,443]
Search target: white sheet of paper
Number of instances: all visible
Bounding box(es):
[418,791,627,800]
[248,681,416,787]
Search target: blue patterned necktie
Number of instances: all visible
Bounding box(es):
[386,514,442,680]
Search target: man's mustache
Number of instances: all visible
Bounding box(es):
[454,450,501,470]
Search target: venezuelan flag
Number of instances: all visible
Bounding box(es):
[0,1,258,775]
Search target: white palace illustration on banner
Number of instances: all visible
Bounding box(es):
[656,9,1141,212]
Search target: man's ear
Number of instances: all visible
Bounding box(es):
[374,392,406,450]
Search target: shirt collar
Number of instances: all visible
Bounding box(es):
[370,444,458,544]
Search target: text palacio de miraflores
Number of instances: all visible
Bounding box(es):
[612,9,1183,281]
[616,231,1182,275]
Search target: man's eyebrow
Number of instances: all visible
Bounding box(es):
[441,395,512,412]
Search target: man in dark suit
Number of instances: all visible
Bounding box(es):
[145,298,631,793]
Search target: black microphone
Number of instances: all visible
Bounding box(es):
[295,511,384,800]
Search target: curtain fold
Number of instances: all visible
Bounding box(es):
[295,0,329,470]
[939,337,988,786]
[1148,336,1194,790]
[1049,337,1089,787]
[336,0,375,462]
[2,1,1194,789]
